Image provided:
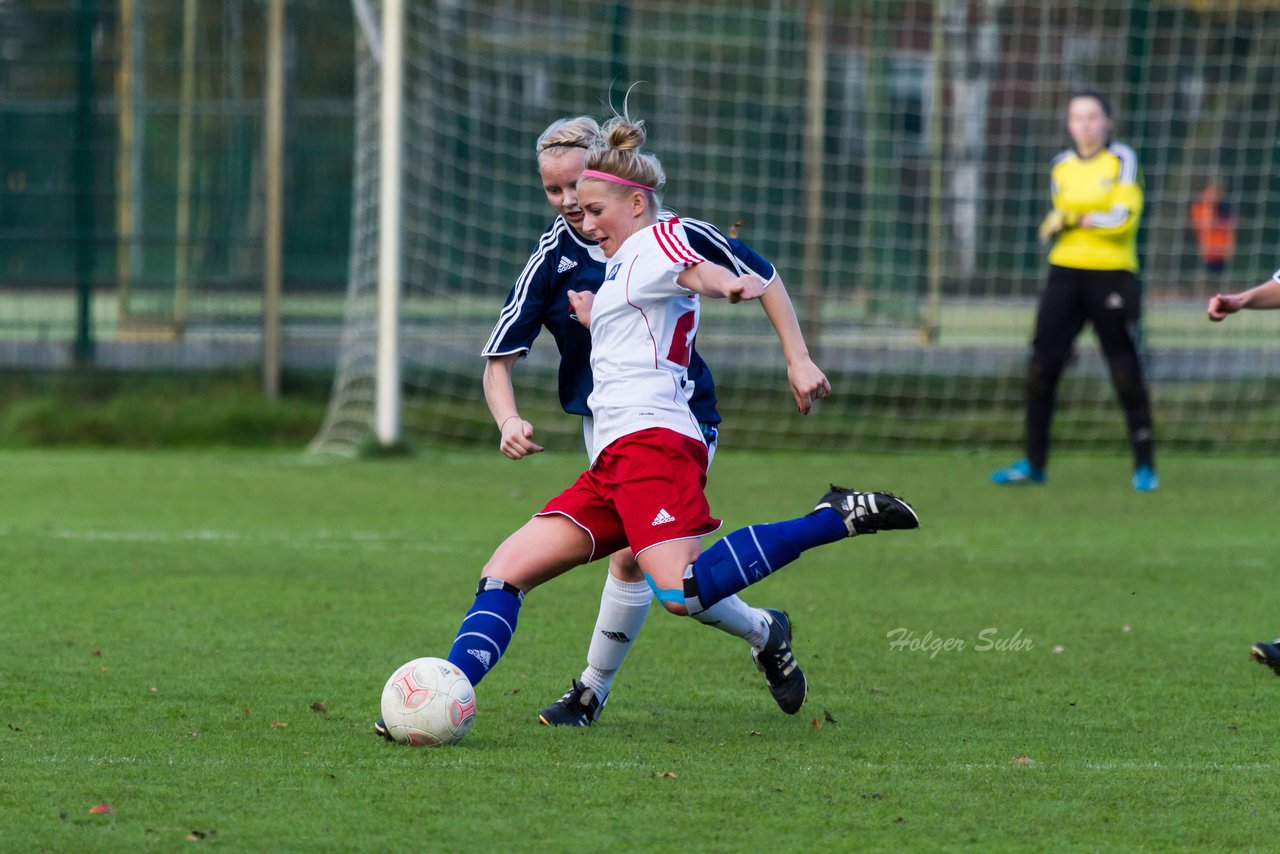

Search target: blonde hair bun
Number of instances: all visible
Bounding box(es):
[602,115,646,152]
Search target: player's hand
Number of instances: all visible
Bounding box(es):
[1037,209,1067,245]
[1207,293,1245,322]
[726,275,766,304]
[567,290,594,328]
[499,416,544,460]
[787,358,831,415]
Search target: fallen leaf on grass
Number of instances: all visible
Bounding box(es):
[310,702,327,713]
[823,709,838,724]
[149,686,158,694]
[89,803,114,815]
[1052,645,1066,654]
[654,771,677,779]
[91,650,102,657]
[242,707,252,716]
[271,720,288,729]
[748,730,762,736]
[186,829,208,841]
[1010,755,1034,765]
[99,666,109,672]
[810,718,823,730]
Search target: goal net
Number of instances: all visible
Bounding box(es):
[313,0,1280,455]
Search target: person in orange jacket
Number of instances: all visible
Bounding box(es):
[1191,183,1237,274]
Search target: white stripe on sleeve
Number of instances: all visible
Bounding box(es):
[481,220,566,355]
[1109,143,1138,185]
[1088,206,1131,229]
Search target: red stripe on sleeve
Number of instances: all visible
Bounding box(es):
[657,221,704,266]
[652,223,687,264]
[667,221,706,265]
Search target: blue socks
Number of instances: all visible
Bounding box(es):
[683,509,848,614]
[447,578,524,686]
[446,511,848,681]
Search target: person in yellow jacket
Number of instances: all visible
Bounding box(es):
[992,87,1158,492]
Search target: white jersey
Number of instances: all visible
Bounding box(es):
[586,219,707,464]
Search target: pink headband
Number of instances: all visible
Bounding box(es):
[579,168,656,193]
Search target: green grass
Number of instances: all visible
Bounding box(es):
[2,448,1278,851]
[0,370,328,447]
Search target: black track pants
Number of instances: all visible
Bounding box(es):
[1024,264,1155,471]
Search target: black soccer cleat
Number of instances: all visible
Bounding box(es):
[373,718,394,742]
[539,679,606,727]
[751,609,808,715]
[815,485,919,536]
[1251,639,1280,677]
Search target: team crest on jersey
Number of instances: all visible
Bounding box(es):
[606,263,621,281]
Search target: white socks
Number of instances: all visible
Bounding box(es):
[579,580,770,700]
[580,575,652,698]
[693,594,769,649]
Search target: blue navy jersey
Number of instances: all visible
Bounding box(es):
[482,212,776,422]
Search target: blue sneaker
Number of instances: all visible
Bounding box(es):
[990,459,1045,485]
[1132,465,1159,492]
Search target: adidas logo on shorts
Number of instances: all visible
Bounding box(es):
[651,508,676,526]
[467,649,492,669]
[557,257,578,273]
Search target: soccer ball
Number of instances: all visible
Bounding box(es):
[379,657,476,746]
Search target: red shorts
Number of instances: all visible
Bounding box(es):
[537,428,722,561]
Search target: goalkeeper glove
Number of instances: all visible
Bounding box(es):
[1037,209,1078,245]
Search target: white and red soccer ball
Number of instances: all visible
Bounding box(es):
[380,657,476,746]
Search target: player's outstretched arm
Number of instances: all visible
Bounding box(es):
[1207,276,1280,321]
[677,262,765,303]
[758,274,831,414]
[482,354,544,460]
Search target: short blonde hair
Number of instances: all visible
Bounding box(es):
[535,116,602,157]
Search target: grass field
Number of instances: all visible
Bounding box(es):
[3,447,1279,851]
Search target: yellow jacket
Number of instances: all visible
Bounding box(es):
[1047,143,1143,273]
